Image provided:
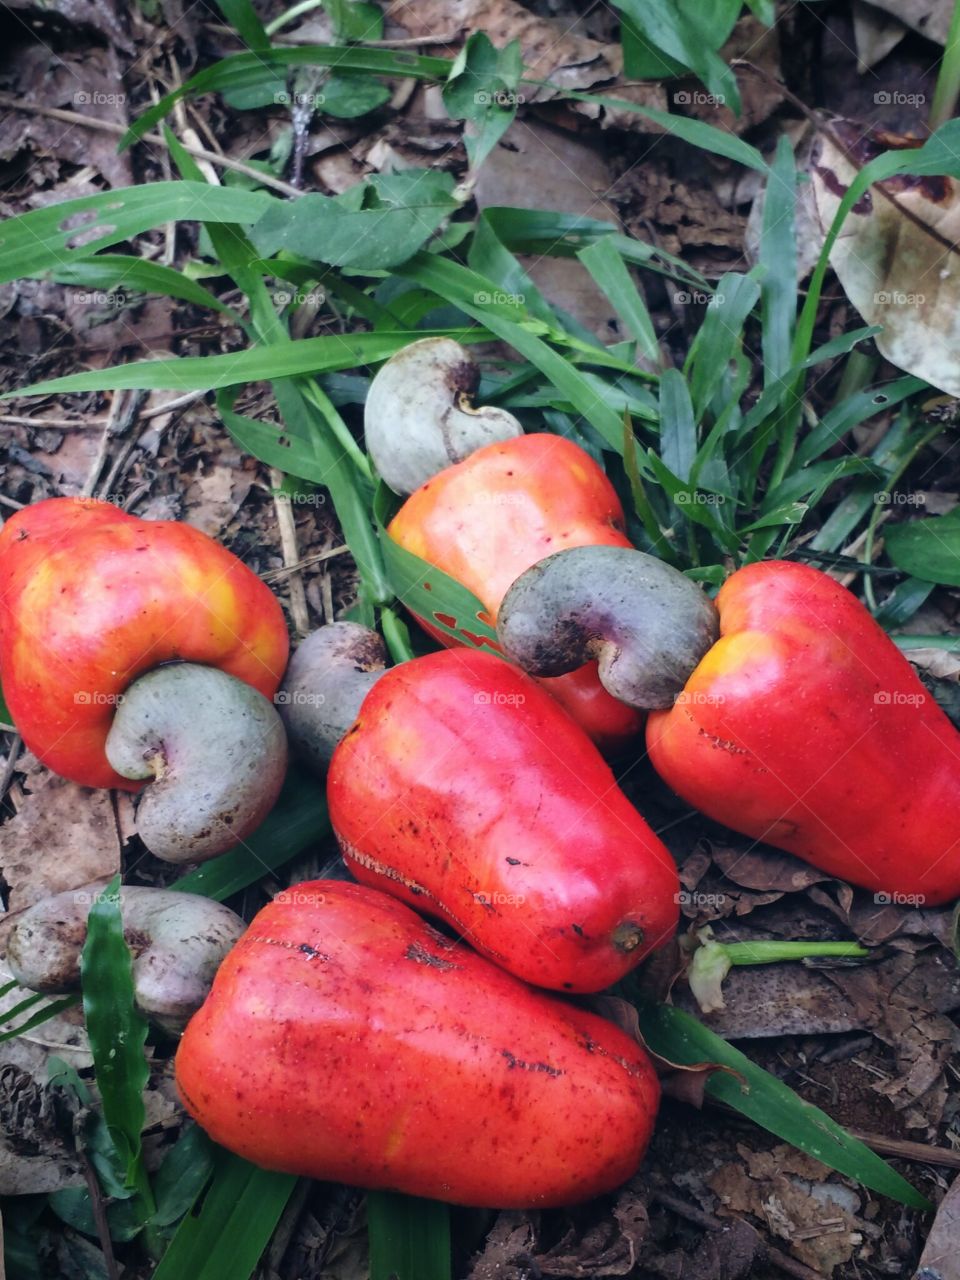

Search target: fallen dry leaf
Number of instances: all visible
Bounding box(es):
[858,0,953,44]
[917,1171,960,1279]
[811,122,960,397]
[0,755,121,948]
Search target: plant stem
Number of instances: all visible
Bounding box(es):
[265,0,326,36]
[721,940,868,965]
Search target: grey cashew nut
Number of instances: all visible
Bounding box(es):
[497,546,720,710]
[105,664,288,863]
[6,884,245,1033]
[278,622,387,772]
[364,337,523,495]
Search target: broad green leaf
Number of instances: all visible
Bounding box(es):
[0,183,271,285]
[152,1125,217,1228]
[885,509,960,585]
[152,1147,296,1280]
[174,767,331,901]
[375,483,499,649]
[79,876,149,1185]
[634,999,930,1209]
[368,1192,451,1280]
[317,72,391,118]
[443,33,524,172]
[249,171,459,270]
[611,0,741,113]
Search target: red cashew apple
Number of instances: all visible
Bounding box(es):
[0,497,289,791]
[279,626,680,993]
[497,547,960,905]
[366,338,645,751]
[176,880,661,1208]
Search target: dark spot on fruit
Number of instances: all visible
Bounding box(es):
[571,923,584,937]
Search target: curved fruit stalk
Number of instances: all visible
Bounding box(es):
[497,546,960,904]
[176,880,660,1208]
[0,497,289,790]
[388,431,646,751]
[309,633,679,992]
[7,884,244,1032]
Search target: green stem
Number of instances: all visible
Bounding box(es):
[380,606,415,664]
[930,0,960,130]
[894,634,960,651]
[862,423,942,610]
[265,0,326,36]
[721,940,868,965]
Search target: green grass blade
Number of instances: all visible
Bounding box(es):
[173,766,330,901]
[5,329,483,398]
[759,134,797,387]
[633,999,930,1209]
[42,255,240,318]
[122,47,451,147]
[79,876,150,1188]
[368,1192,451,1280]
[658,367,697,484]
[577,238,659,362]
[215,0,270,48]
[152,1147,296,1280]
[0,183,271,284]
[0,995,80,1043]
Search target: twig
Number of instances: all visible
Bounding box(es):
[849,1129,960,1171]
[79,1147,120,1280]
[0,734,22,807]
[0,93,303,198]
[260,543,350,581]
[270,468,311,637]
[651,1190,826,1280]
[83,389,147,499]
[0,414,107,429]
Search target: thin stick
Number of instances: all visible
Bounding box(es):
[270,468,311,637]
[0,735,22,807]
[0,94,303,198]
[260,543,350,581]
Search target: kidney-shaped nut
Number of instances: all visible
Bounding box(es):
[497,545,720,710]
[106,663,288,863]
[279,622,388,772]
[6,884,245,1033]
[364,337,523,495]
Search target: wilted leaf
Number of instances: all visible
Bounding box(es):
[917,1169,960,1279]
[811,122,960,396]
